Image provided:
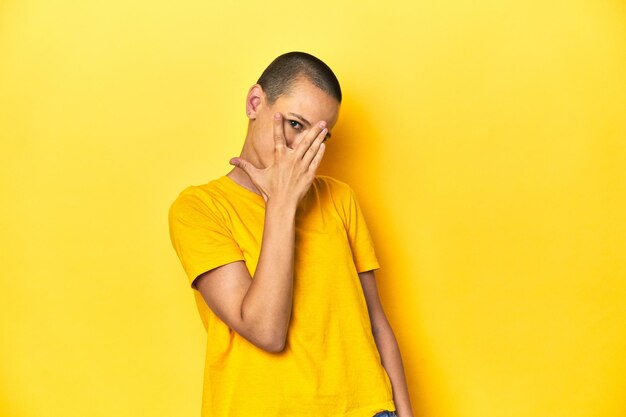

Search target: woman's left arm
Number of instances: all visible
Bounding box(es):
[359,269,415,417]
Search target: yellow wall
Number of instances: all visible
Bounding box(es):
[1,0,625,416]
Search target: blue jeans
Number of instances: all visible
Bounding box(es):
[373,411,397,417]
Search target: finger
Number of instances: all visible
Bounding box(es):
[301,126,328,167]
[273,112,287,152]
[294,120,326,159]
[307,142,326,173]
[229,157,258,179]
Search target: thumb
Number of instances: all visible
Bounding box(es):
[229,157,258,179]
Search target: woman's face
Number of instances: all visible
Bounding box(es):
[247,77,340,168]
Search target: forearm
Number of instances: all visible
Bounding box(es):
[373,324,414,417]
[240,197,297,350]
[230,111,328,352]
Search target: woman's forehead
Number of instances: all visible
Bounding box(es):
[274,81,340,124]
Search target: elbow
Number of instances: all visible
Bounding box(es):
[257,330,287,353]
[261,337,287,353]
[240,306,289,353]
[237,327,287,353]
[241,309,289,353]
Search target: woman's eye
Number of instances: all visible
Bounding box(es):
[288,120,303,130]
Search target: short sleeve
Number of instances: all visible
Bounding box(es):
[168,192,244,289]
[343,185,381,273]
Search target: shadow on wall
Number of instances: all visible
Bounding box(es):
[319,89,424,409]
[317,88,406,285]
[318,90,382,198]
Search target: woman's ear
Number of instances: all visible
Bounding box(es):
[246,84,263,120]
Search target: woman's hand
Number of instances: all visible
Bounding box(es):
[229,112,328,206]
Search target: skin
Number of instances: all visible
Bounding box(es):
[193,76,414,417]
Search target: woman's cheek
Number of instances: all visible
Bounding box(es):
[291,131,307,149]
[285,131,295,148]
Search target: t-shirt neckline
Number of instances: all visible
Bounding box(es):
[219,175,265,203]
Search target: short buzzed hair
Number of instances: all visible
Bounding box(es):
[257,52,342,105]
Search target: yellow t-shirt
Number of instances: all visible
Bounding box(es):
[168,174,395,417]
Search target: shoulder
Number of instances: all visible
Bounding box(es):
[312,174,353,197]
[308,176,358,223]
[168,178,225,219]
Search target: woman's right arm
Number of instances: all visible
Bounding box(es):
[194,113,327,353]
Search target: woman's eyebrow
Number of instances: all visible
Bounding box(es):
[288,112,311,127]
[288,112,331,139]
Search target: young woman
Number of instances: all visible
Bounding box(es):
[169,52,413,417]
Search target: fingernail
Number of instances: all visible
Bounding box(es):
[274,113,281,120]
[318,121,326,128]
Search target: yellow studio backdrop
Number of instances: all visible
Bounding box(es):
[1,0,625,416]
